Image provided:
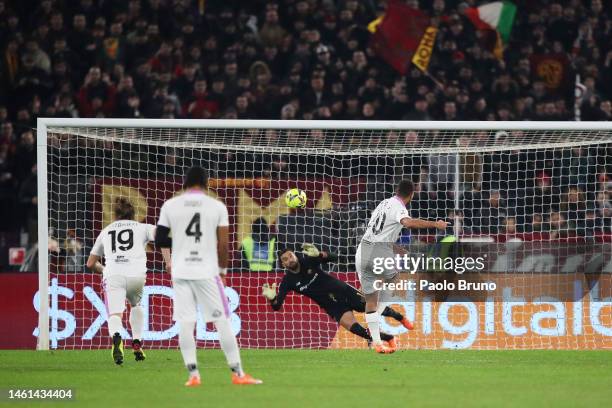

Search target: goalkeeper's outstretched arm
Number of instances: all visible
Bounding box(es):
[301,243,337,265]
[262,277,290,311]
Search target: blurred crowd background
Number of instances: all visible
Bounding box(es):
[0,0,611,269]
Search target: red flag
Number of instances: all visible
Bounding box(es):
[370,0,430,74]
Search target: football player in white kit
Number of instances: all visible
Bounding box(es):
[87,197,155,365]
[357,180,447,353]
[155,166,262,387]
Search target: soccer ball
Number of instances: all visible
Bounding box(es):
[285,188,307,209]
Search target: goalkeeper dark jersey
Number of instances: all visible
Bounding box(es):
[271,252,364,321]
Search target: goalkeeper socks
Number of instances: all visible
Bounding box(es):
[349,323,372,340]
[129,305,145,341]
[107,315,123,337]
[178,321,198,376]
[365,311,382,344]
[215,318,244,376]
[380,332,393,342]
[380,306,404,322]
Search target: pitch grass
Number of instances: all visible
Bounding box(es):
[1,350,612,408]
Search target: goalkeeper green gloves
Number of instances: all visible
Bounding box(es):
[301,243,319,257]
[262,283,277,300]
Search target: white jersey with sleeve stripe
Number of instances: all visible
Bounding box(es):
[157,190,229,280]
[90,220,155,278]
[360,196,410,244]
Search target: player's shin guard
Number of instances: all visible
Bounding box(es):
[215,318,244,377]
[107,314,123,337]
[365,311,381,344]
[129,305,145,341]
[178,321,198,376]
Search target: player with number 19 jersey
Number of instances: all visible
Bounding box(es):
[91,220,156,278]
[157,191,229,279]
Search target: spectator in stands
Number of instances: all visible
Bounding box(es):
[547,211,569,239]
[17,164,37,244]
[183,78,219,118]
[502,216,517,236]
[77,66,116,117]
[480,190,506,234]
[529,213,544,233]
[241,217,277,272]
[561,186,587,231]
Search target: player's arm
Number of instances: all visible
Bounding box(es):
[400,217,447,230]
[86,254,104,274]
[146,224,156,242]
[217,225,229,284]
[87,233,104,273]
[155,203,172,273]
[217,203,230,282]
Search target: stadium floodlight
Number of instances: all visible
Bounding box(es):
[36,119,612,350]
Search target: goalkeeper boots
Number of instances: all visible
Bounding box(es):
[132,339,146,361]
[374,342,396,354]
[231,373,263,385]
[112,333,124,365]
[185,375,201,387]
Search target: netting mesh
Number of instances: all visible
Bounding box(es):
[42,124,612,349]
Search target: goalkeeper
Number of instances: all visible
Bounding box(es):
[262,244,413,350]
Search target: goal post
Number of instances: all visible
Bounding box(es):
[36,118,612,350]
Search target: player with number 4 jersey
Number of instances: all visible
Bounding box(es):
[87,197,155,365]
[155,166,262,387]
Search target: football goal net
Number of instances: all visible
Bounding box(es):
[36,119,612,350]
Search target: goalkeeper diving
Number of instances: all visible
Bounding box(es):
[262,244,413,351]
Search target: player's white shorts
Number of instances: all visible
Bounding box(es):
[356,241,398,295]
[102,275,145,315]
[172,276,230,323]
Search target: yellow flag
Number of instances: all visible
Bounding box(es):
[367,15,384,33]
[411,26,438,72]
[493,31,504,60]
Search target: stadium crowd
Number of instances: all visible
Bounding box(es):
[0,0,611,264]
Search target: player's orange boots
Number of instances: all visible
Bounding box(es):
[232,373,263,385]
[374,342,396,354]
[386,337,398,351]
[184,375,201,387]
[401,317,414,330]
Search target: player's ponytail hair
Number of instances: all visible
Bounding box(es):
[114,197,135,220]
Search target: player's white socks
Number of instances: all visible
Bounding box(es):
[365,312,382,344]
[129,305,145,341]
[215,318,244,377]
[107,315,123,337]
[178,321,199,376]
